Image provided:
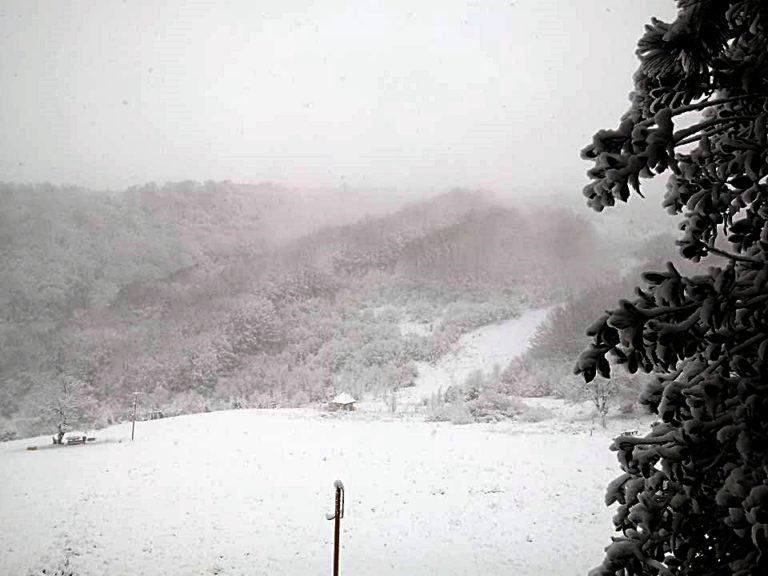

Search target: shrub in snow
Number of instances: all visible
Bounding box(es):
[425,372,523,424]
[462,369,484,401]
[0,419,18,442]
[382,388,398,413]
[516,404,555,423]
[33,374,97,444]
[425,401,474,425]
[499,357,555,397]
[166,390,210,416]
[501,350,644,428]
[577,2,768,574]
[466,390,523,422]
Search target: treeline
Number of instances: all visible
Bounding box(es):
[419,231,685,426]
[499,236,683,418]
[1,183,610,439]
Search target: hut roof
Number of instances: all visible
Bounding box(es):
[331,392,357,405]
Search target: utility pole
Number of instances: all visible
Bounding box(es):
[131,391,138,441]
[326,480,345,576]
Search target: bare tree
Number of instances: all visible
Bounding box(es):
[36,375,97,444]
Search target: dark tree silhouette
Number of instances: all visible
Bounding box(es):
[575,2,768,575]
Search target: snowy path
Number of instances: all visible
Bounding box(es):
[0,409,622,576]
[399,307,552,404]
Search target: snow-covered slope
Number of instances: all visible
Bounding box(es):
[399,307,551,405]
[0,409,627,576]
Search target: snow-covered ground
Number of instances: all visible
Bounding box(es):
[398,307,552,405]
[0,307,651,575]
[0,408,647,576]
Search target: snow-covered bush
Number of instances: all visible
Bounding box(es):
[498,357,555,397]
[425,399,474,425]
[465,390,523,422]
[165,390,210,416]
[0,419,18,442]
[33,374,98,444]
[425,371,524,425]
[517,403,555,423]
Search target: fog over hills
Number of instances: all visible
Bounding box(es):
[0,180,677,438]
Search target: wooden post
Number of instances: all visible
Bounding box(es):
[329,480,344,576]
[131,391,138,441]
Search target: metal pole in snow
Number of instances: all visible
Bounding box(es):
[131,391,138,441]
[326,480,344,576]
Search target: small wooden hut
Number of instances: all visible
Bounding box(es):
[329,392,357,412]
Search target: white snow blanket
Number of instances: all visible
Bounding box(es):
[0,408,637,576]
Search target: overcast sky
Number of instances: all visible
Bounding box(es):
[0,0,677,195]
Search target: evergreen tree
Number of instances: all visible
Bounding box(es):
[576,2,768,574]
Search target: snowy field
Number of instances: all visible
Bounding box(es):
[0,408,649,576]
[0,308,649,575]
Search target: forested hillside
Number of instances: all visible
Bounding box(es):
[1,182,613,438]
